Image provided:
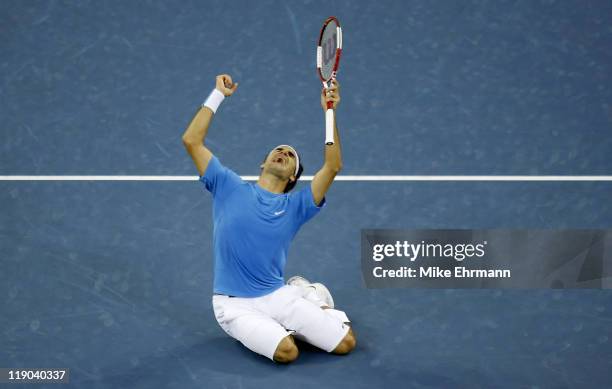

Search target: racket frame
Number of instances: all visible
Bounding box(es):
[316,16,342,145]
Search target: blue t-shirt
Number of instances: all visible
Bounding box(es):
[200,156,325,297]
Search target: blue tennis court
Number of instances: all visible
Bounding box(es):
[2,1,611,388]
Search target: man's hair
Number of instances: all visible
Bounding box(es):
[261,154,304,193]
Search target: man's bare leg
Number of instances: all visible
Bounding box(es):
[273,335,299,363]
[320,306,357,355]
[332,327,356,355]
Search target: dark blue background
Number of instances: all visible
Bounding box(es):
[1,1,611,388]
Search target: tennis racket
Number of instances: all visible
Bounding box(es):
[317,16,342,145]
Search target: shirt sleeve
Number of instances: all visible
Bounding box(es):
[199,156,243,198]
[291,185,326,225]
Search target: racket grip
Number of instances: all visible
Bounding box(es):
[325,108,334,145]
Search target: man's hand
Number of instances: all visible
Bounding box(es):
[216,74,239,96]
[321,79,340,110]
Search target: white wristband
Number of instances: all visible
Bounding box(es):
[202,88,225,113]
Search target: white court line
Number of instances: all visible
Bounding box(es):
[1,175,612,181]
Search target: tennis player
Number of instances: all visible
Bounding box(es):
[182,74,355,363]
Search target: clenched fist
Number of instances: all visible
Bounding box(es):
[215,74,239,96]
[321,79,340,110]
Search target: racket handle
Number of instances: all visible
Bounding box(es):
[325,108,334,145]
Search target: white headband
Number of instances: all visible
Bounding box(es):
[275,144,300,176]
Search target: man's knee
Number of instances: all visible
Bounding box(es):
[273,335,299,363]
[332,327,356,355]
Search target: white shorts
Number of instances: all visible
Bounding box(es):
[212,285,350,360]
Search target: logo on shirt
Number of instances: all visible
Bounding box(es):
[274,210,286,216]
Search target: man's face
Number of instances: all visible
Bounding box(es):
[262,146,297,180]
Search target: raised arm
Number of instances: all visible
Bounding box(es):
[182,74,238,176]
[311,79,342,206]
